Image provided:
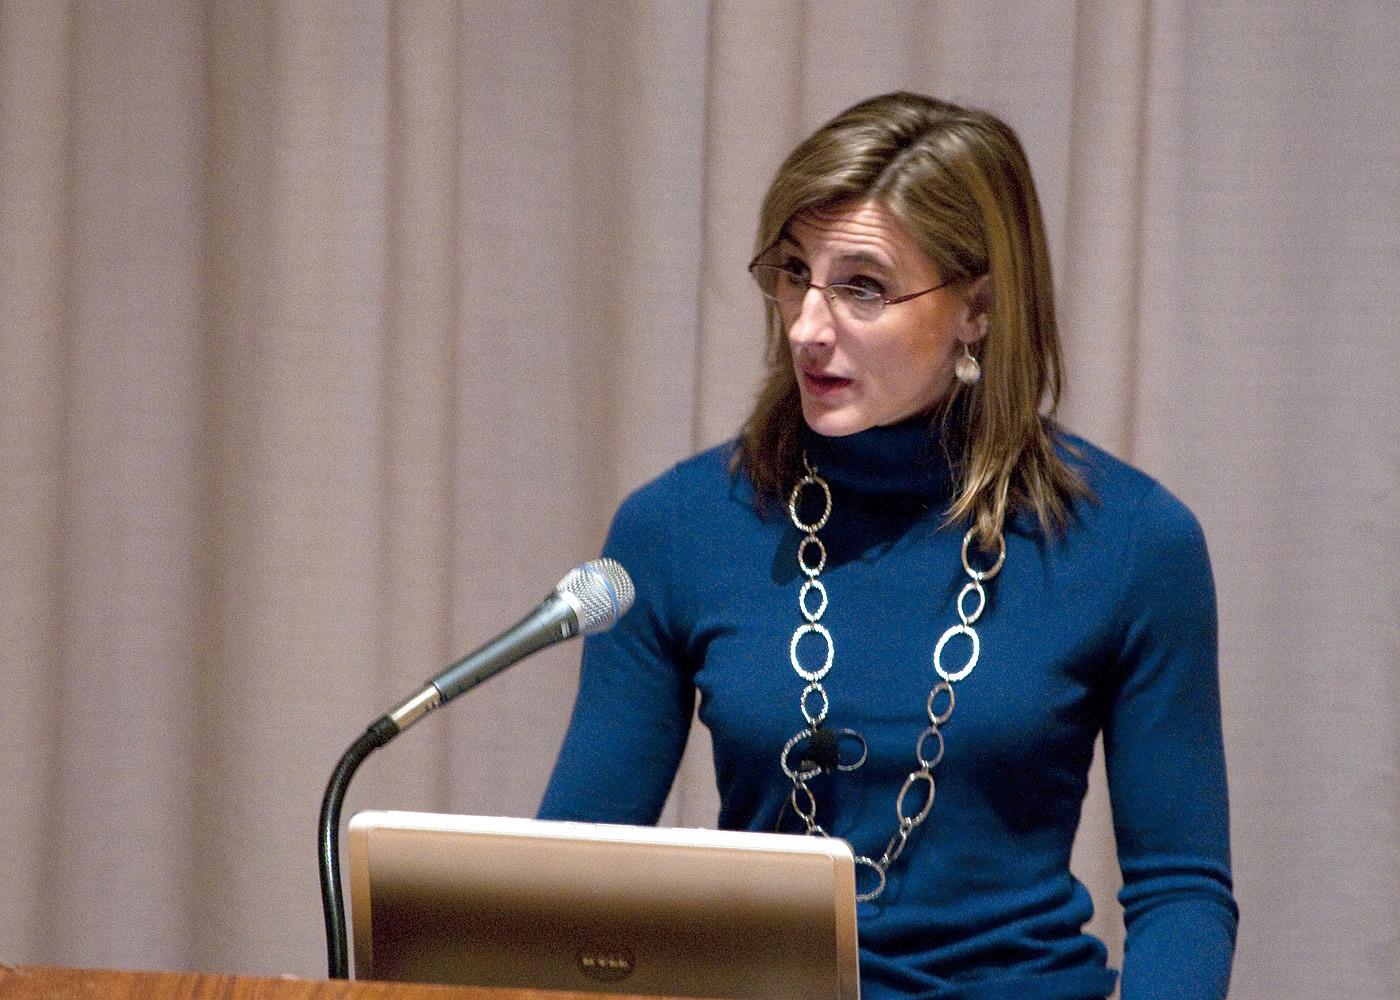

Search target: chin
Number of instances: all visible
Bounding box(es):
[800,403,873,438]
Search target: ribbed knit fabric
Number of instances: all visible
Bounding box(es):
[540,417,1237,999]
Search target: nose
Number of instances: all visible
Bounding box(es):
[786,285,837,354]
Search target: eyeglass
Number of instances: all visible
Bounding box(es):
[748,261,953,323]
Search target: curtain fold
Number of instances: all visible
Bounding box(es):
[1,2,1396,995]
[0,0,72,966]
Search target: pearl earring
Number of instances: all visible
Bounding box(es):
[954,342,981,385]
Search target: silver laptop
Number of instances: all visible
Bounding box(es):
[349,810,860,999]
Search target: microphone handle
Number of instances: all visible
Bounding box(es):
[433,593,578,701]
[382,593,579,734]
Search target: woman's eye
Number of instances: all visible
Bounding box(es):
[843,277,885,301]
[779,257,810,282]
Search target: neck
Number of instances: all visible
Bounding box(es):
[801,414,956,502]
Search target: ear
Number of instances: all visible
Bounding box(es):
[960,274,992,345]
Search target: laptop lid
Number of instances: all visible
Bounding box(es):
[348,810,860,1000]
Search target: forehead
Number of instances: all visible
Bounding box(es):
[783,199,928,271]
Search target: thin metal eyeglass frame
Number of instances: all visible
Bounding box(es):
[747,260,955,319]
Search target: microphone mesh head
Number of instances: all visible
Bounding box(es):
[557,558,636,635]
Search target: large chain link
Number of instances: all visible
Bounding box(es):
[783,455,1004,901]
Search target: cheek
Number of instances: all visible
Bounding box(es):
[871,328,952,384]
[864,326,959,413]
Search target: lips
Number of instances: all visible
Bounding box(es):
[799,367,853,396]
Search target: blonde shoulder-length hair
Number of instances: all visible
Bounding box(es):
[736,91,1086,545]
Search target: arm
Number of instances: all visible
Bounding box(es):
[538,475,694,824]
[1104,483,1238,999]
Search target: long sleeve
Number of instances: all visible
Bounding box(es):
[1103,483,1238,999]
[538,472,695,825]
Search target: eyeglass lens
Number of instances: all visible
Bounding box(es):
[751,265,886,322]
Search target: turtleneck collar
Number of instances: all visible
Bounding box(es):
[801,415,957,503]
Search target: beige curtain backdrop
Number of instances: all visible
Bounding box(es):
[2,1,1396,996]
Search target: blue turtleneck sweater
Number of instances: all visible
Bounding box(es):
[540,420,1237,999]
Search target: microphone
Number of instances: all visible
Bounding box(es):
[383,557,636,734]
[319,557,635,978]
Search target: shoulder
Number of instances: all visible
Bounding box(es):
[1048,431,1215,643]
[612,440,745,519]
[657,440,744,495]
[1041,429,1214,620]
[601,442,761,637]
[1052,429,1205,550]
[605,440,758,549]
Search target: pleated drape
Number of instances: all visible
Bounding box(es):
[1,2,1396,996]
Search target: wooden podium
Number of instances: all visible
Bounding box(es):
[0,966,701,1000]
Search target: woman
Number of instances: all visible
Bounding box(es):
[540,92,1237,999]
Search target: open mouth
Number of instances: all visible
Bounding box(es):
[800,369,853,395]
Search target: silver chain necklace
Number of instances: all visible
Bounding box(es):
[782,454,1005,900]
